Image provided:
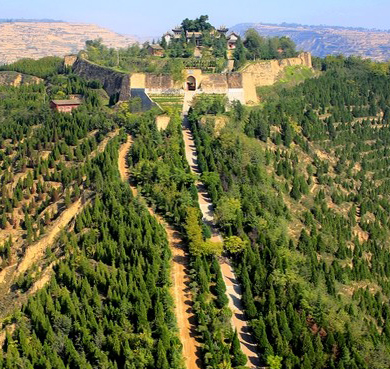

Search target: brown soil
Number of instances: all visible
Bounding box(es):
[89,129,119,160]
[16,195,88,277]
[354,226,369,243]
[118,136,202,369]
[0,323,15,346]
[155,115,171,131]
[28,258,63,295]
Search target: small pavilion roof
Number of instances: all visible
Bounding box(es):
[51,99,82,106]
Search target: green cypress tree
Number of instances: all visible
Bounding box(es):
[156,340,169,369]
[230,329,247,367]
[214,269,228,308]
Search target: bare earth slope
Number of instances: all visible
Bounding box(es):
[231,23,390,61]
[0,22,138,65]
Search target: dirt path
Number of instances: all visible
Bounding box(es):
[118,136,201,369]
[0,195,89,320]
[181,92,261,368]
[28,258,63,295]
[89,129,120,160]
[16,195,88,276]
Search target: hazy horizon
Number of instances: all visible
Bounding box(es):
[2,0,389,37]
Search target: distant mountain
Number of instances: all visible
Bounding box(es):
[0,22,140,65]
[230,23,390,61]
[0,19,64,23]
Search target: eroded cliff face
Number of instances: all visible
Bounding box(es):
[72,58,130,101]
[0,71,43,87]
[241,52,312,87]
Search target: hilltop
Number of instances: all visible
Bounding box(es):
[231,22,390,61]
[2,19,390,66]
[0,21,139,65]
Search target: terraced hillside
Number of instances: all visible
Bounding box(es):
[0,60,187,369]
[0,65,120,318]
[0,21,138,65]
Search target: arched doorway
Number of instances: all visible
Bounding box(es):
[186,76,196,91]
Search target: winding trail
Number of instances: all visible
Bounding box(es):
[182,92,261,368]
[118,136,202,369]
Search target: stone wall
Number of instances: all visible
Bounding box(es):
[201,74,228,93]
[72,57,130,101]
[241,73,258,105]
[70,52,312,105]
[130,73,146,88]
[227,73,243,89]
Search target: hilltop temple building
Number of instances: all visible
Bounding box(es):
[163,26,234,48]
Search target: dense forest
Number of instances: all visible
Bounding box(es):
[0,56,64,78]
[1,45,390,369]
[0,60,185,368]
[187,56,390,368]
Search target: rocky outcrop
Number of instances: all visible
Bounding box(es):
[0,71,43,86]
[72,57,130,101]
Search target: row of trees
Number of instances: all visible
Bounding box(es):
[125,108,247,367]
[187,56,390,368]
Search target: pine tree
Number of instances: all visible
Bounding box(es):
[252,317,273,356]
[290,177,301,200]
[214,268,228,308]
[282,122,293,147]
[156,340,169,369]
[230,329,247,367]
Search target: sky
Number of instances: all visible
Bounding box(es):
[2,0,389,37]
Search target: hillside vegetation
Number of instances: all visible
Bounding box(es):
[0,59,185,369]
[1,50,390,369]
[187,56,390,368]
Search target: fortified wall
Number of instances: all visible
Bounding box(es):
[68,52,312,105]
[71,57,131,101]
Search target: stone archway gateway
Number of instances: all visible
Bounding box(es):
[186,76,196,91]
